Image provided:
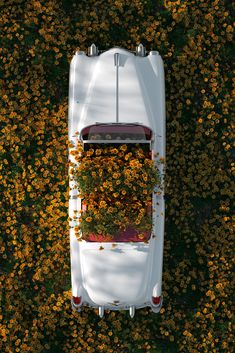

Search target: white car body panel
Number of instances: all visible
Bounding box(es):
[69,47,165,316]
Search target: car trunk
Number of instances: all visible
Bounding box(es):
[81,244,151,305]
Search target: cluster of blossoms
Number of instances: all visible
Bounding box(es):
[72,142,160,240]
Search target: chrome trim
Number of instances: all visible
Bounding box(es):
[79,300,157,311]
[83,139,151,144]
[149,51,159,56]
[99,306,104,318]
[76,51,85,56]
[94,122,144,125]
[114,53,120,123]
[136,44,146,57]
[129,306,135,318]
[88,43,98,56]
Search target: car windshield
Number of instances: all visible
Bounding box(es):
[80,124,153,243]
[81,124,152,141]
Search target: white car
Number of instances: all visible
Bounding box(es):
[68,44,165,318]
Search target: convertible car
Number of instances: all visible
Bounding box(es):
[68,44,165,318]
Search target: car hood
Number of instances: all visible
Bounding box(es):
[80,245,151,305]
[69,47,165,139]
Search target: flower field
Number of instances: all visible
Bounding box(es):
[0,1,233,352]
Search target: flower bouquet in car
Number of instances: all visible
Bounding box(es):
[72,141,161,242]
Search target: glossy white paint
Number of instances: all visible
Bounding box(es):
[69,47,165,316]
[68,48,165,142]
[81,246,150,305]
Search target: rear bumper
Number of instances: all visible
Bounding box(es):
[71,297,163,313]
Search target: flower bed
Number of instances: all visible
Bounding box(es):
[71,141,161,241]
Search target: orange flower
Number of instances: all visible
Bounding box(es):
[113,172,119,179]
[99,201,107,208]
[120,144,127,151]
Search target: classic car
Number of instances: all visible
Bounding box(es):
[68,44,165,318]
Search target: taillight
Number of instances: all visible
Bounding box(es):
[73,296,82,305]
[152,296,161,305]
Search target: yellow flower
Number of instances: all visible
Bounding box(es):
[111,148,118,154]
[143,173,148,181]
[113,172,119,179]
[99,201,107,208]
[85,217,92,222]
[124,153,132,160]
[120,144,127,151]
[138,233,145,239]
[86,149,94,156]
[95,149,102,155]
